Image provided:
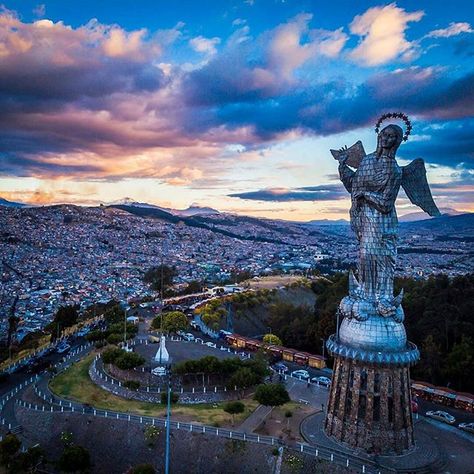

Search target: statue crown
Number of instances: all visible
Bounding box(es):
[375,112,412,142]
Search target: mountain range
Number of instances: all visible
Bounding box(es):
[0,196,470,225]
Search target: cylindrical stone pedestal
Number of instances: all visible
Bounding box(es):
[325,355,414,454]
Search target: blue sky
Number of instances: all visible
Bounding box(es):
[0,1,473,219]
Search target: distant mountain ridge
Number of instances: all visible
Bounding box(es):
[0,197,27,208]
[106,197,219,216]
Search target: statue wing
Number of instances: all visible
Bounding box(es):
[401,158,441,217]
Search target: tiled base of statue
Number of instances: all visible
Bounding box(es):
[325,357,414,454]
[324,113,440,455]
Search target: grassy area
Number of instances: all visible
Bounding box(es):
[49,354,259,427]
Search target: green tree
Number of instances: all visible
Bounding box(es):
[184,280,202,294]
[102,347,123,364]
[9,445,45,473]
[229,367,259,397]
[160,391,179,404]
[144,425,161,447]
[60,431,74,447]
[103,303,125,324]
[417,335,442,384]
[254,383,290,415]
[162,311,188,334]
[124,380,141,390]
[58,445,90,473]
[263,334,282,346]
[0,433,21,466]
[143,265,177,295]
[114,352,145,370]
[223,401,245,426]
[444,336,474,388]
[48,305,79,341]
[132,464,156,474]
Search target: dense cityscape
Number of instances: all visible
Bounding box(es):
[1,202,472,343]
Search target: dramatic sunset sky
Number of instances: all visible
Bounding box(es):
[1,0,473,220]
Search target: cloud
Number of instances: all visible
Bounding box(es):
[189,35,221,56]
[404,119,474,169]
[349,3,424,66]
[183,14,347,106]
[427,22,473,38]
[1,6,473,192]
[229,184,347,202]
[232,18,247,27]
[32,4,46,18]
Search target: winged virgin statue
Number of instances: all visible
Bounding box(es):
[333,113,440,323]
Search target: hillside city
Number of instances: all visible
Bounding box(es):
[1,203,473,342]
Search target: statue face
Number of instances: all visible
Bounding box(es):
[379,127,399,149]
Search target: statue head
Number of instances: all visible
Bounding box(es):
[376,124,403,158]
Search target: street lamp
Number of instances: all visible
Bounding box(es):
[165,371,172,474]
[320,337,325,359]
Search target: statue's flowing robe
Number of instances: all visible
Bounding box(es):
[339,153,402,302]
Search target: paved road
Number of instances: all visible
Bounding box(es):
[0,335,89,397]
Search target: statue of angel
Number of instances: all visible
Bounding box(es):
[334,113,440,322]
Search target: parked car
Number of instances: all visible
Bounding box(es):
[56,342,71,354]
[195,337,204,344]
[311,376,331,387]
[458,422,474,434]
[273,362,288,373]
[205,342,217,348]
[177,330,186,337]
[183,333,195,342]
[411,400,419,413]
[426,410,456,424]
[77,327,90,337]
[291,369,310,380]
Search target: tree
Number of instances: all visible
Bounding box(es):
[58,445,90,472]
[263,334,282,346]
[48,305,79,341]
[254,384,290,416]
[223,401,245,426]
[0,433,21,466]
[132,464,156,474]
[114,352,145,370]
[162,311,188,334]
[144,425,161,447]
[160,391,179,404]
[102,347,123,364]
[143,265,177,295]
[184,280,202,294]
[229,367,259,397]
[444,336,474,388]
[9,445,45,473]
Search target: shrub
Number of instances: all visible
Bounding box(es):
[132,464,156,474]
[124,380,141,390]
[58,445,90,472]
[160,391,179,404]
[0,433,21,464]
[144,425,161,446]
[114,351,145,370]
[102,347,123,364]
[106,333,123,345]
